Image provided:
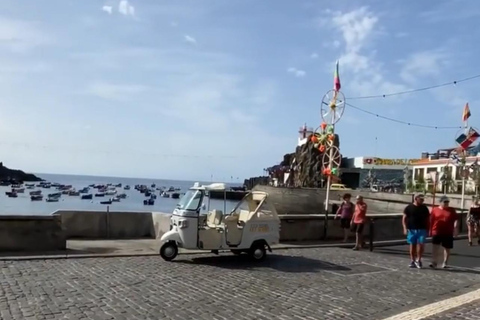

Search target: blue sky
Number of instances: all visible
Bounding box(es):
[1,0,480,181]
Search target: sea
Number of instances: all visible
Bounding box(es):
[1,173,243,216]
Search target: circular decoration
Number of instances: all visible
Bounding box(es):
[322,145,341,171]
[311,126,333,151]
[321,90,346,125]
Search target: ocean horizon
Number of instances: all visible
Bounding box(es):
[1,173,243,216]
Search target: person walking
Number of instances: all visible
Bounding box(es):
[402,194,430,268]
[335,193,354,242]
[351,195,367,251]
[467,197,480,246]
[429,196,459,269]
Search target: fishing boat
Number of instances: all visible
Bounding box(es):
[31,195,43,201]
[161,192,169,198]
[81,194,93,200]
[116,193,127,199]
[79,187,89,193]
[95,193,105,197]
[100,200,112,205]
[26,185,35,189]
[46,198,59,202]
[171,192,180,199]
[143,198,154,205]
[13,188,25,193]
[25,183,35,187]
[150,193,157,199]
[48,192,62,198]
[6,192,17,198]
[105,189,117,195]
[68,191,80,196]
[29,190,42,196]
[124,185,130,190]
[112,196,120,202]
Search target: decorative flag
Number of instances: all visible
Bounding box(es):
[459,127,480,149]
[456,133,467,145]
[333,60,341,91]
[450,153,461,166]
[462,103,471,122]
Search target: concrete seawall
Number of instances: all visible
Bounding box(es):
[0,215,65,251]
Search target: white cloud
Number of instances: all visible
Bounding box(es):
[86,82,148,101]
[310,53,319,59]
[323,7,408,97]
[287,67,306,78]
[119,0,135,16]
[184,35,197,44]
[102,5,113,14]
[399,50,449,83]
[0,18,53,53]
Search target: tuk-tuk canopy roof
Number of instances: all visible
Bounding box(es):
[190,182,226,191]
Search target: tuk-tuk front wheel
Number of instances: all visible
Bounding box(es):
[249,241,267,261]
[160,241,178,261]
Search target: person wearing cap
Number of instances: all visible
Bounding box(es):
[402,193,430,268]
[429,195,459,269]
[351,195,368,250]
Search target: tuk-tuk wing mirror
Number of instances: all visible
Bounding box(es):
[201,203,206,210]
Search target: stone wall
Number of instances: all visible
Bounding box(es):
[0,215,65,251]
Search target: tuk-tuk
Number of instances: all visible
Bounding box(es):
[159,182,280,261]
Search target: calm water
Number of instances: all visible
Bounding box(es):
[0,173,241,216]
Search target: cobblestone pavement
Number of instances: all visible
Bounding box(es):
[424,301,480,319]
[0,247,479,320]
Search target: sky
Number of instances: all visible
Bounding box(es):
[0,0,480,181]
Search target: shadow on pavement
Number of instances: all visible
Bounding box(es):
[175,254,351,273]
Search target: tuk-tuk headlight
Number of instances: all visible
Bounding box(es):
[179,219,188,229]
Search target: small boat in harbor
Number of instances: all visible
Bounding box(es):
[26,185,35,189]
[25,183,34,187]
[124,185,130,190]
[29,190,42,196]
[143,198,154,205]
[48,192,62,198]
[161,192,169,198]
[13,188,25,193]
[81,194,93,200]
[79,187,89,193]
[6,192,17,198]
[31,195,43,201]
[46,198,59,202]
[95,193,105,197]
[167,187,175,192]
[105,190,117,195]
[171,193,180,199]
[112,196,120,202]
[100,200,112,205]
[116,193,127,199]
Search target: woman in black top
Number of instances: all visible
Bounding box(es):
[467,197,480,246]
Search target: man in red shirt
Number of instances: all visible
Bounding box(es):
[429,195,459,269]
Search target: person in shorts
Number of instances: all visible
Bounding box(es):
[402,193,430,268]
[351,195,367,251]
[467,197,480,246]
[429,196,459,269]
[335,193,354,242]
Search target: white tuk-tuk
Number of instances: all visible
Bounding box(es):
[159,182,280,262]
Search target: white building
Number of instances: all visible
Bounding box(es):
[411,156,480,193]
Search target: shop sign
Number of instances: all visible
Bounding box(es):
[362,157,420,166]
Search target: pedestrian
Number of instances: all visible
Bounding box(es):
[351,195,367,251]
[429,195,459,269]
[467,196,480,246]
[335,193,354,242]
[402,193,430,268]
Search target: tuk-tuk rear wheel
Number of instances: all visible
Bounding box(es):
[160,241,178,261]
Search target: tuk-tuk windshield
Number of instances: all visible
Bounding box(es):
[176,190,203,211]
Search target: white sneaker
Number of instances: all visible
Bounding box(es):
[441,262,448,269]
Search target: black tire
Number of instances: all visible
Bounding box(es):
[160,242,178,261]
[231,249,243,255]
[249,242,267,261]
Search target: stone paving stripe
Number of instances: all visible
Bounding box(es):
[381,287,480,320]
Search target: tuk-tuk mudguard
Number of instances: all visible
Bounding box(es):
[160,229,182,244]
[248,236,276,252]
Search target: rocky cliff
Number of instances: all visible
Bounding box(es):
[244,134,341,189]
[0,162,42,183]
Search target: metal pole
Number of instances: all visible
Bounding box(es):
[461,173,466,213]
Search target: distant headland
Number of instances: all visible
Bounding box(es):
[0,162,43,184]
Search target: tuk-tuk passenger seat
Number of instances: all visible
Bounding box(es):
[206,210,223,228]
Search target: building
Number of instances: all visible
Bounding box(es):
[340,156,419,190]
[411,147,480,193]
